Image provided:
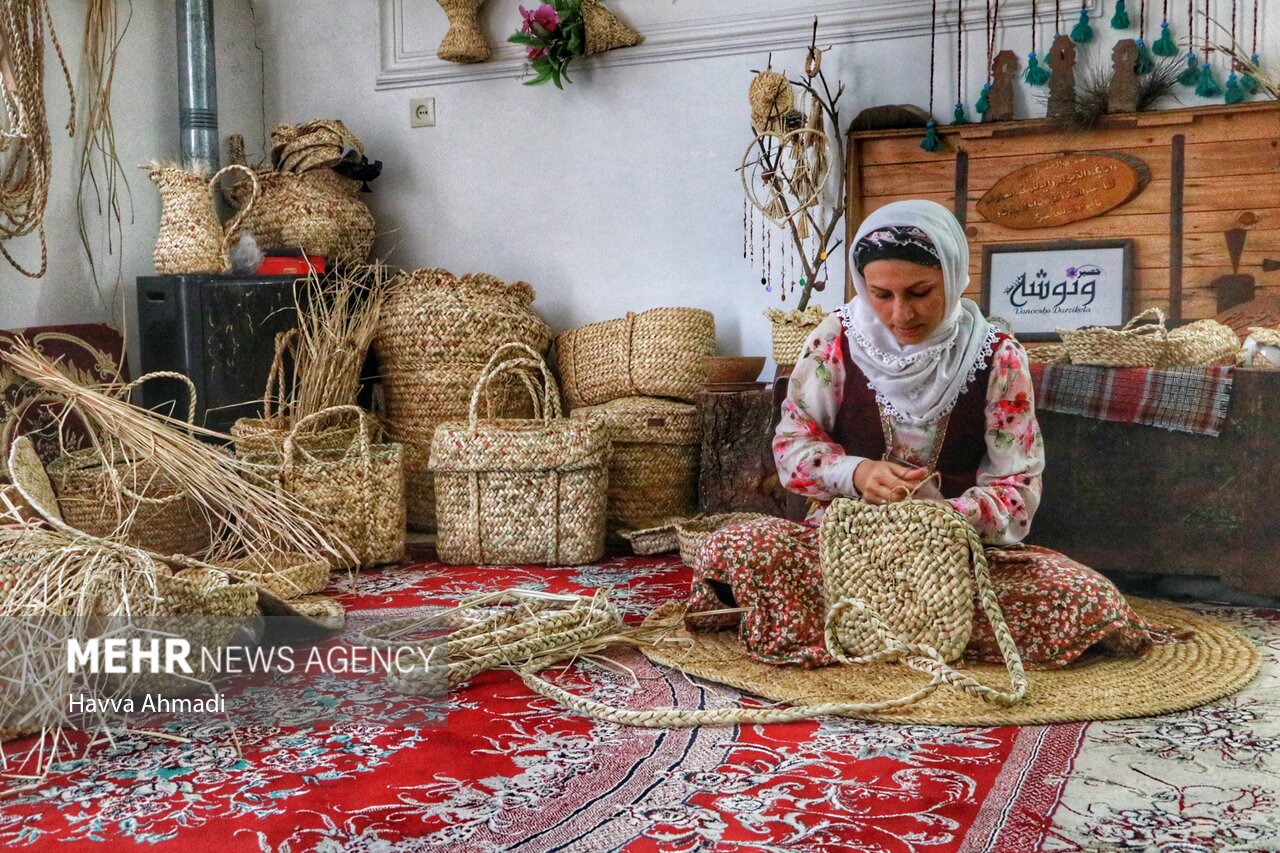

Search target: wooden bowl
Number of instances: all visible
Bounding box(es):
[704,356,765,385]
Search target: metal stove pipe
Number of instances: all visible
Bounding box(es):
[176,0,218,174]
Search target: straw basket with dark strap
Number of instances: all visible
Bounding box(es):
[46,371,214,556]
[430,343,610,567]
[243,405,405,570]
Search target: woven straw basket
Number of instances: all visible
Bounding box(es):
[223,168,375,266]
[374,269,551,531]
[149,163,259,275]
[231,331,383,457]
[581,0,643,55]
[1162,319,1240,368]
[765,306,827,366]
[1059,307,1170,368]
[676,512,773,567]
[244,405,406,570]
[431,343,610,566]
[570,396,700,534]
[555,308,715,409]
[46,373,212,556]
[436,0,490,63]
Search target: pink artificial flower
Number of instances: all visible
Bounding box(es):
[527,46,548,59]
[520,4,559,33]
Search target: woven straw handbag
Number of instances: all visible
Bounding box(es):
[148,163,259,275]
[569,396,700,534]
[430,343,610,567]
[231,330,383,457]
[243,405,406,570]
[1059,307,1170,368]
[46,372,214,557]
[554,308,715,409]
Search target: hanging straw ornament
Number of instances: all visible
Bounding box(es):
[1135,0,1157,73]
[1153,0,1179,54]
[1223,0,1244,103]
[952,0,971,124]
[1241,0,1262,93]
[1113,0,1132,27]
[1196,4,1222,97]
[1072,0,1095,41]
[977,0,999,114]
[1025,0,1052,84]
[1179,0,1201,85]
[923,0,943,150]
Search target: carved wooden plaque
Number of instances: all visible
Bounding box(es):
[976,153,1149,229]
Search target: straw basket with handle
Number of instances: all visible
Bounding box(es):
[244,405,405,570]
[231,330,382,457]
[430,343,610,566]
[46,371,214,557]
[1059,307,1170,368]
[1162,319,1241,368]
[148,163,259,275]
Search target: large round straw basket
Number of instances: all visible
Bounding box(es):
[1163,319,1240,367]
[765,306,827,366]
[430,344,610,566]
[570,396,700,533]
[375,269,551,369]
[1060,307,1170,368]
[554,308,715,409]
[224,168,375,265]
[244,406,406,569]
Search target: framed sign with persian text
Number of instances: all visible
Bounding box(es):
[980,239,1133,341]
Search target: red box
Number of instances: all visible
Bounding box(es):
[257,255,326,276]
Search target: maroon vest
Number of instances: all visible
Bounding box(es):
[831,326,1008,499]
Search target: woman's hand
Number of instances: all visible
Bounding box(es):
[853,460,931,505]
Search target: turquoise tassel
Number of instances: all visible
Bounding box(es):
[976,83,991,114]
[921,120,941,152]
[1111,0,1130,29]
[1178,52,1200,86]
[1071,9,1094,43]
[1135,40,1156,75]
[1152,21,1178,56]
[1196,62,1222,98]
[952,101,970,125]
[1225,72,1246,104]
[1241,54,1262,94]
[1024,52,1051,85]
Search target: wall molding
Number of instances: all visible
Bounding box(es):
[378,0,1079,90]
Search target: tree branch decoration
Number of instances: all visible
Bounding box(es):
[739,19,845,311]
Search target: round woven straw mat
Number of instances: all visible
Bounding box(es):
[639,598,1260,725]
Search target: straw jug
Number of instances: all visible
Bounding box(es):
[148,163,259,275]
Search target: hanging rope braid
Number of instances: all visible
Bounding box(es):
[1136,0,1156,73]
[1241,0,1261,93]
[1072,0,1094,42]
[922,0,941,150]
[1179,0,1201,84]
[1224,0,1246,101]
[0,0,75,279]
[952,0,970,124]
[1196,0,1223,96]
[977,0,998,114]
[1025,0,1051,84]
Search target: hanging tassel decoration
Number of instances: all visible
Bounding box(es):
[1224,71,1245,103]
[1196,62,1222,96]
[922,120,942,151]
[922,0,941,150]
[1071,5,1094,42]
[1241,54,1261,93]
[951,0,969,124]
[1112,0,1131,28]
[1153,20,1178,55]
[1179,52,1200,85]
[1025,52,1051,84]
[1136,40,1156,73]
[952,101,971,124]
[976,82,991,114]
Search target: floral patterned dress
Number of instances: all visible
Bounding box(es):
[685,311,1187,669]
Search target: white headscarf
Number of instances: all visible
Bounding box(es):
[841,199,996,426]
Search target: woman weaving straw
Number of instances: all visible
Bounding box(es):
[686,199,1188,670]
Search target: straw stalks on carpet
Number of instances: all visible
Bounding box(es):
[0,339,345,565]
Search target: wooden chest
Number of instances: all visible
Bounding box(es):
[845,102,1280,323]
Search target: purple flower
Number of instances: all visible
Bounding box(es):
[520,4,559,33]
[1066,266,1079,279]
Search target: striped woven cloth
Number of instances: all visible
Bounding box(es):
[1028,362,1234,437]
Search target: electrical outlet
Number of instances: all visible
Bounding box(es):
[410,97,436,128]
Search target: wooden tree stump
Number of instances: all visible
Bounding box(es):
[696,389,801,519]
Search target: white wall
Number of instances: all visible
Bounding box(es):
[0,0,264,355]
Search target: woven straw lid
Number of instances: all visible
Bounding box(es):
[639,598,1260,725]
[1247,326,1280,348]
[570,397,699,445]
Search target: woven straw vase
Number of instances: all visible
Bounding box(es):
[765,306,827,366]
[581,0,643,55]
[224,168,375,265]
[149,163,258,275]
[570,396,700,534]
[555,308,715,409]
[374,269,551,530]
[430,343,610,566]
[1060,307,1170,368]
[245,405,406,570]
[436,0,490,63]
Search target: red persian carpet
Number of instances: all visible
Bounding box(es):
[2,547,1278,852]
